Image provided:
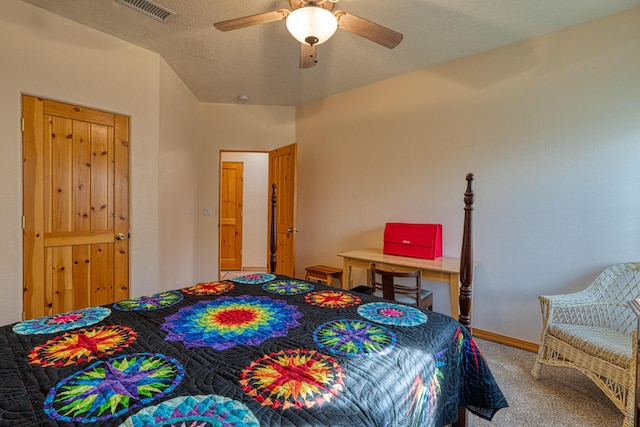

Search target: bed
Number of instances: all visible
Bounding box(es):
[0,174,507,426]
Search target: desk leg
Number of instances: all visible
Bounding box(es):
[449,273,460,320]
[342,258,351,290]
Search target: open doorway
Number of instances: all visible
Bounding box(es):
[219,151,269,280]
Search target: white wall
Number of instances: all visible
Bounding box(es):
[198,104,296,281]
[220,152,269,270]
[159,60,200,290]
[295,8,640,343]
[0,0,198,325]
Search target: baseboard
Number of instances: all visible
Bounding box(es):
[473,328,539,353]
[242,267,267,272]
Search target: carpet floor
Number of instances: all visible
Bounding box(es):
[469,339,624,426]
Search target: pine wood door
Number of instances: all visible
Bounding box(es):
[220,161,243,270]
[22,95,130,320]
[268,143,297,276]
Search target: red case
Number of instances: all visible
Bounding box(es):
[383,223,442,260]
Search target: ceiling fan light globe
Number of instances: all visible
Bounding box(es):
[286,7,337,46]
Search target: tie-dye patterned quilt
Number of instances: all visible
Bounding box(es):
[0,274,507,426]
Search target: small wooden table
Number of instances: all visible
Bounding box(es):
[338,248,475,319]
[304,265,343,287]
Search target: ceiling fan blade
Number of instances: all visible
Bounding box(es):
[335,11,403,49]
[214,9,290,32]
[300,44,318,69]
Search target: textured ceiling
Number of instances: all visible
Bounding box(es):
[20,0,640,106]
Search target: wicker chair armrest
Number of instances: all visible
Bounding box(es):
[539,293,631,329]
[539,290,599,308]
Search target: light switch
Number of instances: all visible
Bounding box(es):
[203,208,213,216]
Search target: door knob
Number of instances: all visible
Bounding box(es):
[116,233,126,240]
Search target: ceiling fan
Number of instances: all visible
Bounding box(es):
[214,0,403,69]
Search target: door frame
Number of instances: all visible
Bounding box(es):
[217,150,268,277]
[217,146,297,278]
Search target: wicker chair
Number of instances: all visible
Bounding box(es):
[532,262,640,427]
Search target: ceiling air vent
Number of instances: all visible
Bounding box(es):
[116,0,176,22]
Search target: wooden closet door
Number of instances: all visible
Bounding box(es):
[220,161,243,271]
[268,143,297,276]
[22,95,130,320]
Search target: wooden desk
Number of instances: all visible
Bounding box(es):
[338,248,475,319]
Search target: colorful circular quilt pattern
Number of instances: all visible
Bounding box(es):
[113,291,183,311]
[119,394,259,427]
[12,307,111,335]
[29,325,137,367]
[231,273,276,284]
[44,353,183,423]
[304,290,361,308]
[182,281,234,296]
[161,296,303,350]
[240,348,345,410]
[313,319,396,357]
[357,302,428,327]
[262,279,314,295]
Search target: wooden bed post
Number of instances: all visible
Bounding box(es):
[459,173,474,330]
[453,173,474,427]
[270,183,277,274]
